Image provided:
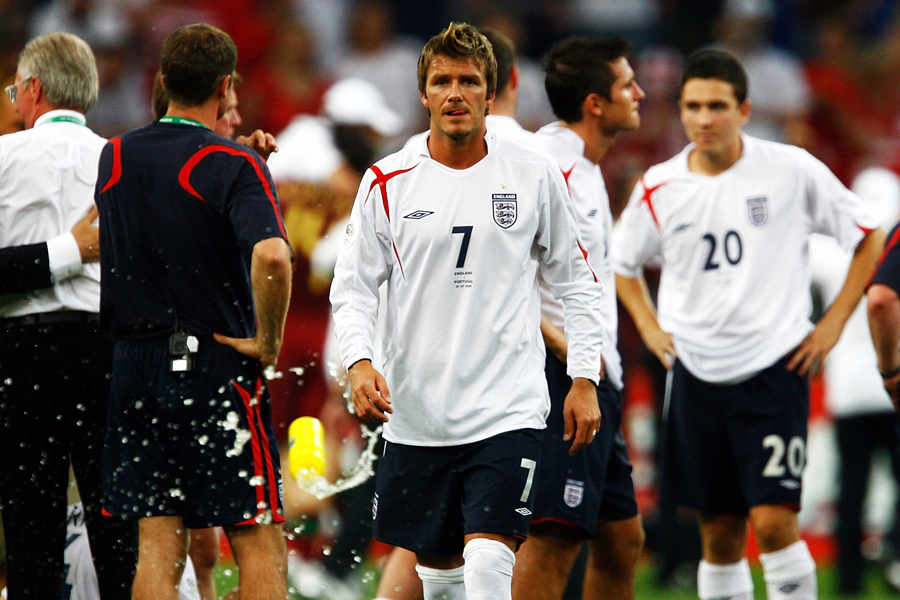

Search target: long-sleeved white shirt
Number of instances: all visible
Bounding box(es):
[331,130,603,446]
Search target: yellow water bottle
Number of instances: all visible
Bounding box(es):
[288,416,326,479]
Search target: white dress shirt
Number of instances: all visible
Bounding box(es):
[0,109,105,317]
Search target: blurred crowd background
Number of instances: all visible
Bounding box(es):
[3,0,900,596]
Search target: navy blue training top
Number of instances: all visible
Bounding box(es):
[96,120,288,340]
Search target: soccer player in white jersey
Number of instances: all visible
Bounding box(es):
[613,50,885,600]
[513,37,645,600]
[330,22,605,600]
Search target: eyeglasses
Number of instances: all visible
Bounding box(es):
[5,76,32,104]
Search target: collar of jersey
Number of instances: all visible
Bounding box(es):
[537,121,586,157]
[159,116,208,128]
[34,109,86,128]
[411,127,497,161]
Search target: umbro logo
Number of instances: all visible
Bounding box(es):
[780,479,800,489]
[587,209,597,217]
[515,507,532,516]
[779,582,800,594]
[404,210,434,220]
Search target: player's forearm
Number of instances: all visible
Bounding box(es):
[250,237,292,356]
[824,227,886,328]
[868,284,900,374]
[615,273,661,336]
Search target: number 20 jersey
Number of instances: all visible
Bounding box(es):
[613,134,880,384]
[331,131,604,446]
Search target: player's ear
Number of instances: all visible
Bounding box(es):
[583,93,603,119]
[740,99,751,124]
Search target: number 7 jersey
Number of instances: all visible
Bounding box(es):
[613,134,880,383]
[331,131,604,446]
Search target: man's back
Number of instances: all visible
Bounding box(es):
[97,120,286,340]
[0,113,106,317]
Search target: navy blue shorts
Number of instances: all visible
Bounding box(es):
[103,337,283,529]
[531,353,637,537]
[660,356,809,515]
[373,428,543,557]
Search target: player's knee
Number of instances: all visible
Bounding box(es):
[753,521,798,553]
[463,539,516,600]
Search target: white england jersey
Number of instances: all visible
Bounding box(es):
[613,134,880,383]
[331,130,604,446]
[534,123,623,390]
[62,503,200,600]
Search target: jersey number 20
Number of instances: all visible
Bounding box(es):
[702,230,743,271]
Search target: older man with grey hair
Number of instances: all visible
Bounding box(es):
[0,32,137,599]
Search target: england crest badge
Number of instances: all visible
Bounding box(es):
[746,196,768,227]
[563,479,584,508]
[492,193,517,229]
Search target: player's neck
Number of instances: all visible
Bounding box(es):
[688,137,743,176]
[562,120,614,165]
[427,124,489,170]
[165,100,219,131]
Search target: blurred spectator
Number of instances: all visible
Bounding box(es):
[804,12,896,184]
[811,167,900,596]
[564,0,660,47]
[333,0,425,146]
[29,0,131,49]
[89,40,152,138]
[712,0,812,145]
[240,18,330,137]
[267,78,401,599]
[292,0,353,71]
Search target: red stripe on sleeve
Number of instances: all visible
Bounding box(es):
[99,137,122,194]
[639,177,674,232]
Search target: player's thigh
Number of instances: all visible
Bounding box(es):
[728,357,808,510]
[461,428,543,542]
[659,362,746,513]
[373,440,467,557]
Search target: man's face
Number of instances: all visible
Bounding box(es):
[12,71,37,129]
[679,77,749,156]
[421,54,494,143]
[598,57,644,134]
[215,84,241,139]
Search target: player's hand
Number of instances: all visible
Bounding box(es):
[348,359,393,423]
[72,206,100,263]
[640,324,677,370]
[787,317,842,377]
[236,130,278,161]
[213,332,281,370]
[562,377,600,455]
[883,372,900,410]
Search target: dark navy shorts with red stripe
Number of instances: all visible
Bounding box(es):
[103,337,283,529]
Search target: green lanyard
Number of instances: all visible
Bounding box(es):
[42,115,85,126]
[159,116,207,128]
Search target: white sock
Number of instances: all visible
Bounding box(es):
[697,559,754,600]
[759,540,817,600]
[462,538,516,600]
[416,564,467,600]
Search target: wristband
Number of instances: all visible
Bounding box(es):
[880,365,900,378]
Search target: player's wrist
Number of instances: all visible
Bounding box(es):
[879,364,900,378]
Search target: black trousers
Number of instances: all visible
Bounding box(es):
[0,317,137,599]
[835,411,900,594]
